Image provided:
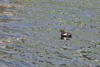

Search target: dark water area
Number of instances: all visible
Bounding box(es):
[0,0,100,67]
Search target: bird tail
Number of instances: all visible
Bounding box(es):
[69,35,72,38]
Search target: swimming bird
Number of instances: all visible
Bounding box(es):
[60,30,72,40]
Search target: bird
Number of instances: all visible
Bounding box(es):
[60,30,72,40]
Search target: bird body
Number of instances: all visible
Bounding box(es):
[60,30,72,40]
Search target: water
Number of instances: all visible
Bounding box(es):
[0,0,100,67]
